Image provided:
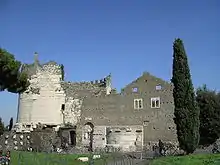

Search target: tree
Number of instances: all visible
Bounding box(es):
[9,117,13,131]
[196,85,220,146]
[171,38,200,154]
[0,48,29,93]
[0,117,4,136]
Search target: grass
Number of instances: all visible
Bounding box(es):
[11,151,111,165]
[149,153,220,165]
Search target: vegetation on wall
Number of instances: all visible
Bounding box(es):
[171,38,200,154]
[0,48,29,93]
[196,85,220,146]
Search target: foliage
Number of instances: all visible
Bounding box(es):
[171,38,200,154]
[0,48,29,93]
[0,117,5,136]
[149,153,220,165]
[9,117,13,131]
[196,85,220,146]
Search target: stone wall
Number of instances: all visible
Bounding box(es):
[0,131,31,152]
[15,56,178,152]
[0,129,61,152]
[17,56,112,130]
[81,125,143,152]
[81,72,178,149]
[17,61,65,126]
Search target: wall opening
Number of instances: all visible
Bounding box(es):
[84,122,94,152]
[69,130,76,146]
[61,104,65,110]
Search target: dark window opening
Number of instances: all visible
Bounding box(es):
[136,130,142,132]
[69,130,76,146]
[152,101,155,108]
[139,100,142,108]
[135,100,138,109]
[61,104,65,110]
[156,100,160,107]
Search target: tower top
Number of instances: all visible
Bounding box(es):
[34,52,38,60]
[34,52,39,66]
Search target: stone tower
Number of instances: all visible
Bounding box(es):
[16,53,65,130]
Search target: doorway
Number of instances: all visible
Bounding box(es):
[69,130,76,146]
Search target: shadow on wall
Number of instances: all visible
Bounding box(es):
[84,122,94,152]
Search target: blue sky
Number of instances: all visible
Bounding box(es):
[0,0,219,124]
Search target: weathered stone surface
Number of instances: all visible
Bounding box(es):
[14,57,177,153]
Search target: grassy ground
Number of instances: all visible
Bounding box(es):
[149,154,220,165]
[11,151,110,165]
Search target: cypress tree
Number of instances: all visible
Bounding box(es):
[171,38,200,154]
[0,117,4,136]
[9,117,13,131]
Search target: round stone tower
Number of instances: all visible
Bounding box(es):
[16,53,65,131]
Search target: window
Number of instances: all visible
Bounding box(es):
[143,120,149,126]
[134,99,143,109]
[151,97,160,108]
[61,104,65,110]
[132,87,138,92]
[156,85,162,90]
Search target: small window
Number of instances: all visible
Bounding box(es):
[143,120,149,126]
[132,87,138,92]
[61,104,65,110]
[151,97,160,108]
[156,85,162,90]
[134,99,143,109]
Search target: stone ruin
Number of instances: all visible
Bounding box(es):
[1,53,181,154]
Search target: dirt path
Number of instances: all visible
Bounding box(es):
[106,158,150,165]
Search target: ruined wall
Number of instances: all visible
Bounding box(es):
[0,130,61,152]
[17,62,65,126]
[0,131,31,151]
[121,72,177,143]
[59,77,112,146]
[60,81,107,125]
[15,56,177,152]
[81,125,143,152]
[81,72,177,149]
[105,126,143,152]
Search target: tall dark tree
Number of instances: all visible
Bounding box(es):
[171,38,200,154]
[196,85,220,146]
[9,117,13,131]
[0,117,4,136]
[0,48,29,93]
